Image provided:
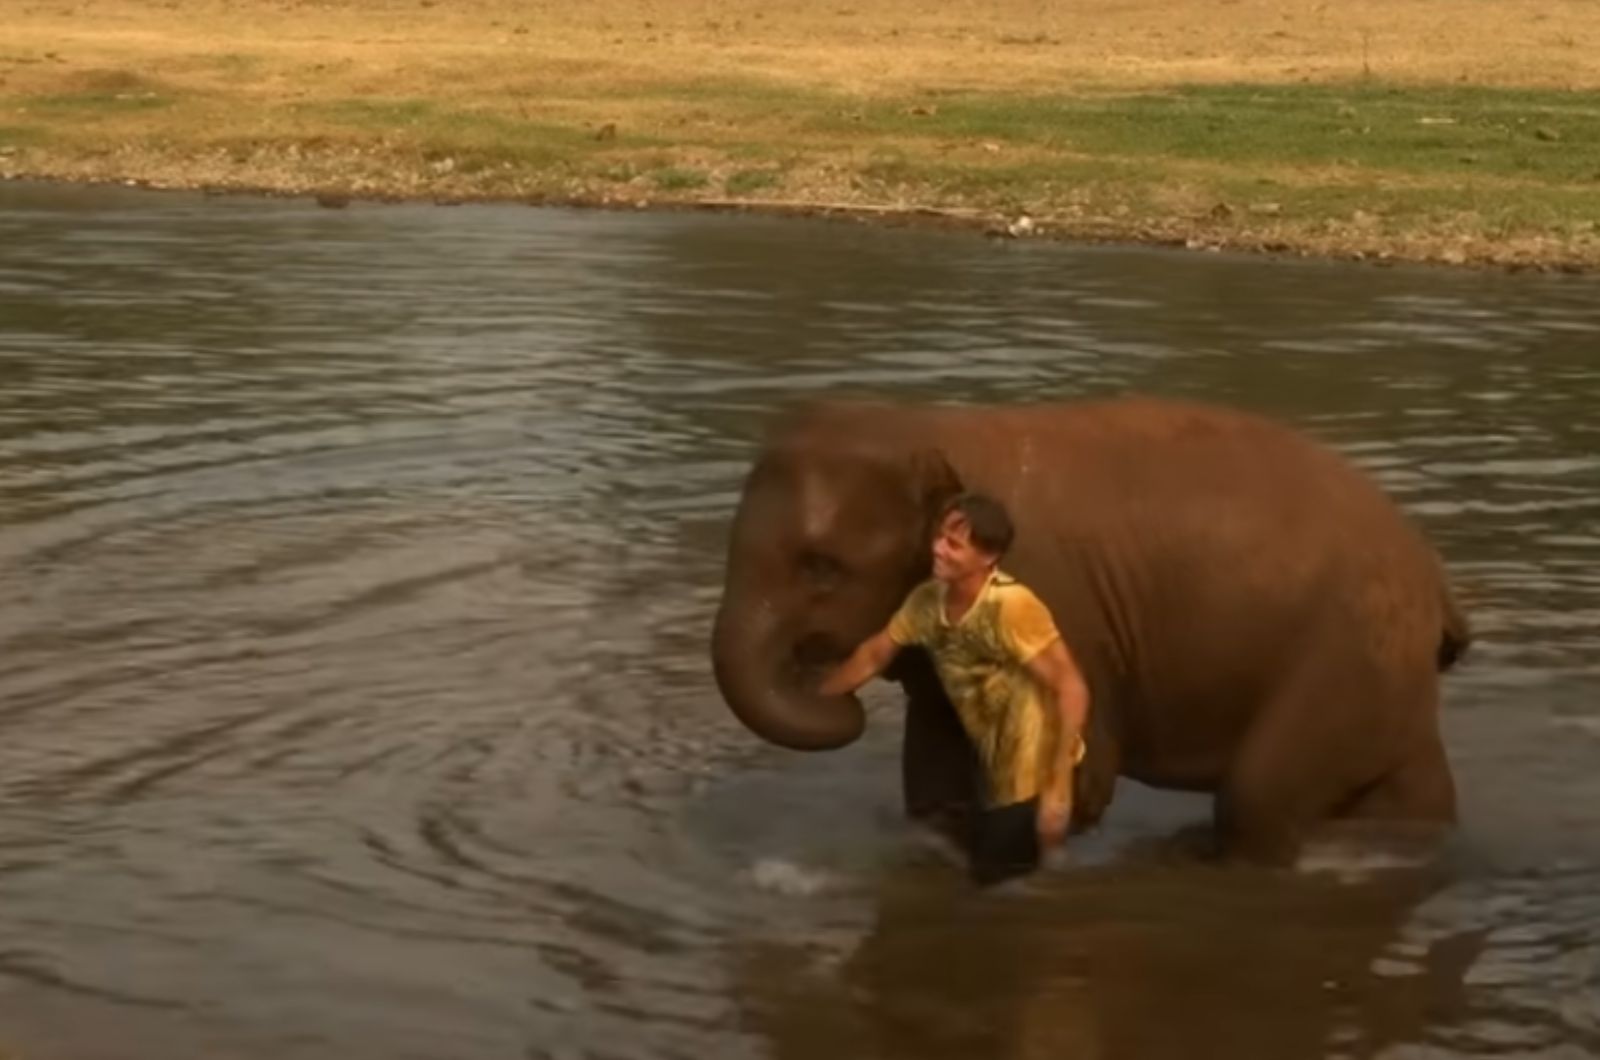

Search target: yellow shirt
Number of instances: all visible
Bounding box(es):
[887,571,1082,807]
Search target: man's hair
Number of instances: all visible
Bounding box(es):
[942,492,1015,558]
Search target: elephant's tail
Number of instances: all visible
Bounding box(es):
[1437,583,1472,672]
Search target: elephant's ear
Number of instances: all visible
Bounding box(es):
[907,447,963,543]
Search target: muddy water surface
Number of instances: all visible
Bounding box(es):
[1,183,1597,1059]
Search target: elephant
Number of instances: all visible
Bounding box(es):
[709,396,1471,864]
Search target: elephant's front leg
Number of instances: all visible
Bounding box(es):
[893,650,981,845]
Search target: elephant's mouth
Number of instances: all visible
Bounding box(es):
[790,631,847,686]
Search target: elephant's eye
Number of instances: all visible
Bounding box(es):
[797,549,846,589]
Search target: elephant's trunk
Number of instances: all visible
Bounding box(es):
[711,586,865,751]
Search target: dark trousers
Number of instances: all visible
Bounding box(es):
[968,796,1041,886]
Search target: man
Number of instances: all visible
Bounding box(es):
[819,492,1090,885]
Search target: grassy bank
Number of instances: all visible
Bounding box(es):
[4,0,1599,267]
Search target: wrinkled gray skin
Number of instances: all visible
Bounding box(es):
[710,397,1470,863]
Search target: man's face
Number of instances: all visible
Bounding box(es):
[930,511,997,584]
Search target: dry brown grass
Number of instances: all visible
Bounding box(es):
[9,0,1600,97]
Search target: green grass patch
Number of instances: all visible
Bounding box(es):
[594,160,642,183]
[724,166,782,195]
[208,52,264,77]
[64,68,165,94]
[826,82,1600,185]
[1216,175,1600,234]
[543,76,1600,196]
[300,97,440,127]
[30,90,173,112]
[859,151,1159,204]
[28,67,176,112]
[594,74,816,108]
[295,97,639,170]
[649,165,709,190]
[0,124,48,147]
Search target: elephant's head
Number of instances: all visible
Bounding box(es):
[711,431,961,750]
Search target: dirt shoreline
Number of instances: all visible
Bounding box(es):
[7,169,1593,275]
[5,0,1599,271]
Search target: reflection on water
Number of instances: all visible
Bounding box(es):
[739,861,1475,1060]
[0,182,1597,1059]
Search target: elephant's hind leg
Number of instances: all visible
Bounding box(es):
[1337,726,1457,824]
[1214,632,1443,864]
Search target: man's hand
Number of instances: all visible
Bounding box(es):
[817,629,900,697]
[1037,787,1071,847]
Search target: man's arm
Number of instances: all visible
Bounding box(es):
[1023,637,1090,846]
[818,629,901,696]
[1024,638,1090,744]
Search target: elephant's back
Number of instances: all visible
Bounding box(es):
[986,397,1431,557]
[787,393,1444,581]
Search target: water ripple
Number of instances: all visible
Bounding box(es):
[0,183,1597,1060]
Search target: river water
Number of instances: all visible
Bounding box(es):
[0,182,1596,1060]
